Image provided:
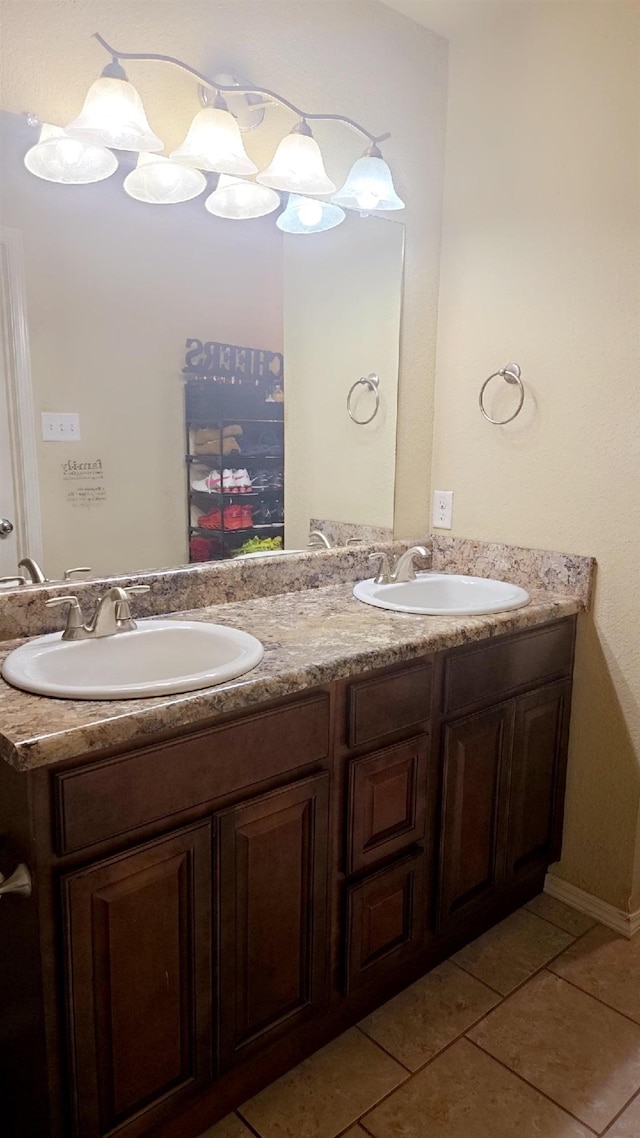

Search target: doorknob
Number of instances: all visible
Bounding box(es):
[0,863,32,898]
[0,517,14,537]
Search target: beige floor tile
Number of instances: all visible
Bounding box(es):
[550,923,640,1023]
[525,893,598,937]
[604,1091,640,1136]
[363,1037,592,1138]
[197,1114,254,1138]
[452,908,574,994]
[468,970,640,1131]
[359,960,499,1070]
[238,1027,405,1138]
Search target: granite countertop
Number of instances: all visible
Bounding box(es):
[0,581,583,772]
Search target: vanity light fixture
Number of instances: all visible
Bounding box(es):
[24,123,119,183]
[276,193,345,234]
[169,99,258,175]
[26,32,404,232]
[257,121,336,196]
[332,143,405,212]
[65,58,163,152]
[123,153,207,204]
[204,174,280,220]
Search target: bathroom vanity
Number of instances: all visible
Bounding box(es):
[0,574,579,1138]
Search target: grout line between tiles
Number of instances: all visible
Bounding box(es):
[234,1110,262,1137]
[451,918,601,1002]
[523,903,594,938]
[354,1022,415,1074]
[355,1120,377,1137]
[543,966,640,1032]
[599,1085,640,1135]
[463,1035,599,1134]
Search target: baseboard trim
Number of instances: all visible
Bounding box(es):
[544,873,640,939]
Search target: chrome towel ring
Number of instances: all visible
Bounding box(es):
[479,362,525,425]
[347,373,380,425]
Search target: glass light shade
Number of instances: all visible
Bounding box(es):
[276,193,345,235]
[204,175,280,219]
[123,153,207,204]
[169,108,257,175]
[332,155,405,211]
[257,131,336,195]
[65,76,163,152]
[24,123,118,184]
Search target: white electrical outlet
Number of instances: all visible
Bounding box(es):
[41,413,81,441]
[432,489,453,529]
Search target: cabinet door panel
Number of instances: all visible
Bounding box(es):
[62,822,212,1138]
[347,735,429,874]
[438,703,513,928]
[506,681,572,878]
[216,773,329,1070]
[345,850,426,993]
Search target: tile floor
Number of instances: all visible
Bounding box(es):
[199,895,640,1138]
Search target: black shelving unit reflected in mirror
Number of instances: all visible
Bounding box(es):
[185,375,284,562]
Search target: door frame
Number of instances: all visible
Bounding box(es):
[0,225,42,562]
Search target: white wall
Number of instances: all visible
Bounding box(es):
[426,0,640,909]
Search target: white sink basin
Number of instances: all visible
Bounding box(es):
[1,619,264,700]
[353,573,530,616]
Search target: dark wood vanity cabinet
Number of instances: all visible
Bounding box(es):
[1,616,576,1138]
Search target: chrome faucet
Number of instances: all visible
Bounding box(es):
[17,557,92,585]
[368,545,430,585]
[18,557,48,584]
[308,530,333,550]
[45,585,150,640]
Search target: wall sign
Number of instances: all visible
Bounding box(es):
[62,458,106,509]
[183,339,283,381]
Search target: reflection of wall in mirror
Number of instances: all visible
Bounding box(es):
[284,216,403,551]
[0,0,448,579]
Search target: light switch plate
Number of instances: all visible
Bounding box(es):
[41,413,81,441]
[432,489,453,529]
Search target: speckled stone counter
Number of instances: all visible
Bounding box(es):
[0,581,584,772]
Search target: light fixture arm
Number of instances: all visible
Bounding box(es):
[92,32,390,146]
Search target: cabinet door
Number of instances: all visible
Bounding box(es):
[345,850,426,993]
[216,772,330,1071]
[437,702,513,929]
[505,681,572,880]
[346,735,429,874]
[62,821,212,1138]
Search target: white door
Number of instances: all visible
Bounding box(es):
[0,227,41,579]
[0,336,19,575]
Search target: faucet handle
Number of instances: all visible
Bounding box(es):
[368,552,392,585]
[113,585,151,623]
[45,595,84,636]
[392,545,430,583]
[63,566,92,581]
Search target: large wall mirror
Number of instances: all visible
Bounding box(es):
[0,110,403,583]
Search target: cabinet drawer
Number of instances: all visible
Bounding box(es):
[54,694,330,853]
[443,619,575,716]
[347,660,432,749]
[345,851,426,994]
[346,736,429,875]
